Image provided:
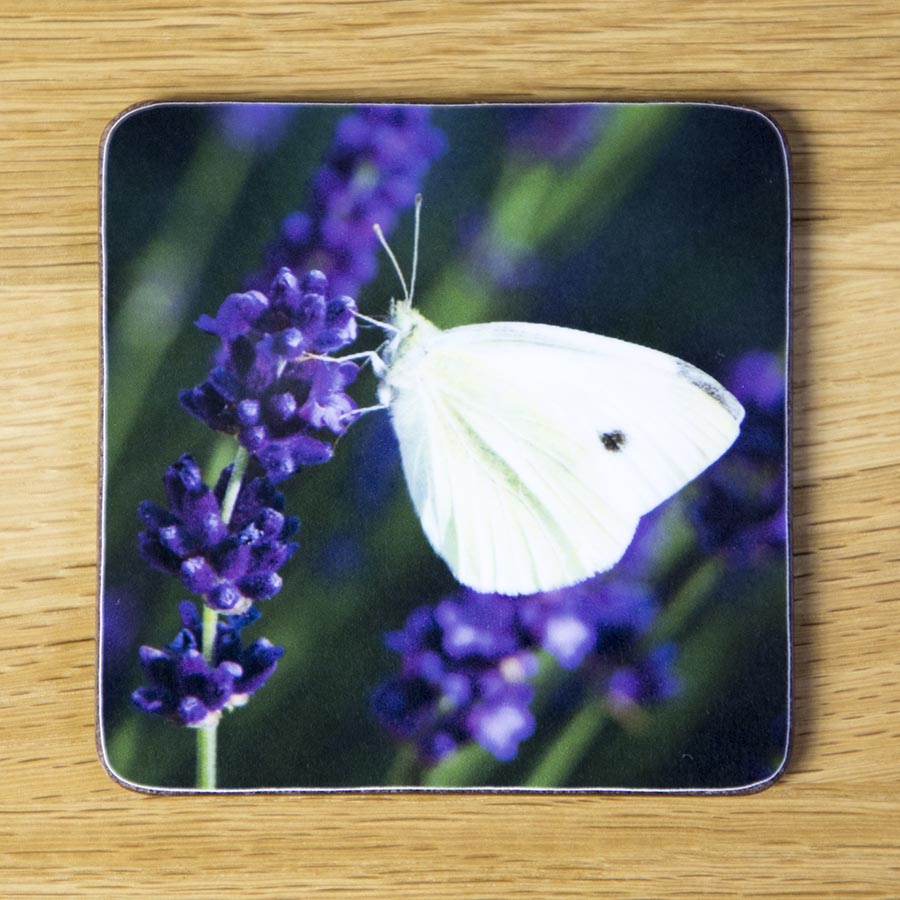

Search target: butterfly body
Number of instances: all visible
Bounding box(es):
[375,301,744,596]
[377,304,440,401]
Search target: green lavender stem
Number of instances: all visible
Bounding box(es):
[521,559,725,788]
[525,696,609,787]
[196,711,217,790]
[196,444,250,790]
[219,445,250,525]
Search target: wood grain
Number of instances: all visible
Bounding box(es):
[2,1,899,896]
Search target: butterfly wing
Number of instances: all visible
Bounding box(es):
[384,319,743,595]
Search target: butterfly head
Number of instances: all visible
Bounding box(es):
[382,303,437,369]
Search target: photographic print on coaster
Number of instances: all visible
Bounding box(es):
[99,102,790,793]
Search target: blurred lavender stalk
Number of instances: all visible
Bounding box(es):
[251,106,445,297]
[212,104,297,153]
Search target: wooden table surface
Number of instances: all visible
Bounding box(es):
[3,2,899,897]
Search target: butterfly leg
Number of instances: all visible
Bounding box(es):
[304,350,388,379]
[354,311,398,334]
[341,403,388,426]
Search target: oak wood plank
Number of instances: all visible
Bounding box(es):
[2,1,899,896]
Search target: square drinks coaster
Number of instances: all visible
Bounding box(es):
[100,102,790,792]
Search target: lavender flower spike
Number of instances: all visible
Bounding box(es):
[132,602,284,727]
[179,268,360,482]
[372,583,682,767]
[371,595,539,764]
[138,453,299,614]
[254,105,445,298]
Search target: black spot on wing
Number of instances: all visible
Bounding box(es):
[600,430,627,452]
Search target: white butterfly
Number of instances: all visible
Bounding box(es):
[359,198,744,597]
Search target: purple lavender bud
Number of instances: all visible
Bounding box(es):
[273,327,306,359]
[730,350,785,410]
[255,507,297,540]
[132,602,284,727]
[690,351,786,566]
[314,296,358,353]
[581,596,681,709]
[252,105,445,298]
[370,677,440,744]
[238,572,282,601]
[521,597,597,670]
[228,638,285,704]
[180,557,218,593]
[236,398,261,426]
[435,593,520,660]
[422,731,458,763]
[385,604,438,656]
[136,500,176,530]
[209,583,243,612]
[212,104,296,152]
[211,536,252,581]
[504,104,610,162]
[256,432,335,482]
[607,645,680,709]
[293,292,326,334]
[371,594,540,764]
[466,680,535,762]
[177,695,212,727]
[138,454,299,614]
[297,359,359,433]
[179,381,236,433]
[197,291,270,341]
[249,540,294,574]
[268,391,298,421]
[164,453,206,506]
[240,425,267,452]
[301,268,329,294]
[180,269,360,482]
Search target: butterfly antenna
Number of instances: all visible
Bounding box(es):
[373,223,410,305]
[409,193,422,305]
